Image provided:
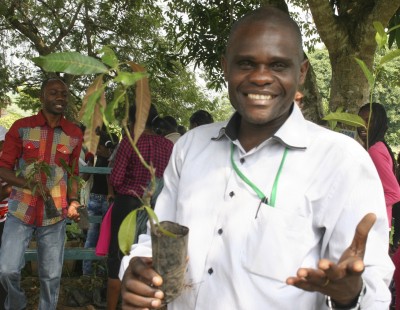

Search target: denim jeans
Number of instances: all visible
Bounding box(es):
[0,214,66,310]
[82,193,109,275]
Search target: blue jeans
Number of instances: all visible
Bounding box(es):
[0,214,66,310]
[82,193,109,275]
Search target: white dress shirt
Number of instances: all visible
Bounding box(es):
[120,104,394,310]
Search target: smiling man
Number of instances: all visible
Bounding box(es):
[0,78,82,310]
[119,6,393,310]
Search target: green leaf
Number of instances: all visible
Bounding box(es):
[81,88,104,125]
[323,112,366,128]
[388,23,400,34]
[114,71,146,87]
[380,49,400,66]
[32,52,108,75]
[105,86,126,124]
[99,46,119,69]
[118,210,138,255]
[144,206,176,238]
[354,57,374,88]
[127,62,151,145]
[144,206,159,225]
[373,21,387,49]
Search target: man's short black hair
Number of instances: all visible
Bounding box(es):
[190,110,214,126]
[40,77,68,96]
[164,116,178,131]
[226,6,303,59]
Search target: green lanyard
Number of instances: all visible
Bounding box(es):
[230,142,288,207]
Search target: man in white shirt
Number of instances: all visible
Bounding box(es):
[119,6,394,309]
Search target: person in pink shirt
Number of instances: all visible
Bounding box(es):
[0,125,10,310]
[358,102,400,229]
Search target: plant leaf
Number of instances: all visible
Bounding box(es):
[388,23,400,34]
[104,85,126,124]
[32,52,108,75]
[373,21,387,49]
[354,57,374,89]
[380,49,400,66]
[144,206,176,238]
[127,62,151,145]
[323,112,366,128]
[144,206,159,225]
[79,75,107,153]
[114,71,147,87]
[99,46,119,69]
[118,210,138,255]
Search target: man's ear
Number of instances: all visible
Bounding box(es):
[299,59,309,85]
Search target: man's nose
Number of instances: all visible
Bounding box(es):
[248,66,274,85]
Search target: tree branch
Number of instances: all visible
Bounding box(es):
[4,1,51,54]
[307,0,343,52]
[49,2,84,52]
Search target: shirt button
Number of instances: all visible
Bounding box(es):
[208,268,213,275]
[229,191,235,197]
[218,228,223,235]
[240,158,245,164]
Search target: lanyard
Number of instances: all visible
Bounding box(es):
[230,142,288,207]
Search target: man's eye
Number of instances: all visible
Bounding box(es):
[238,61,253,69]
[271,63,287,70]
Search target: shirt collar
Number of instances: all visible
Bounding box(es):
[213,103,308,150]
[36,110,70,131]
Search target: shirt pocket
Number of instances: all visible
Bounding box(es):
[241,205,315,283]
[22,140,40,161]
[55,144,73,166]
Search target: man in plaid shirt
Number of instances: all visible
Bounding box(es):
[0,78,82,310]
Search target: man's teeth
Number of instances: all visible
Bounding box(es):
[248,94,273,100]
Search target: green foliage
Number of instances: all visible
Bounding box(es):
[34,47,179,254]
[354,58,374,89]
[0,54,11,108]
[0,111,24,129]
[14,91,42,113]
[388,8,400,49]
[320,21,400,149]
[118,205,176,255]
[323,112,366,129]
[1,1,215,124]
[66,222,84,241]
[33,52,109,75]
[307,49,331,107]
[59,158,85,194]
[118,209,138,254]
[17,160,52,198]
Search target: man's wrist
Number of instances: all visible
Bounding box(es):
[68,197,80,205]
[326,281,366,309]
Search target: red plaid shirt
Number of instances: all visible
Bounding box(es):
[0,111,82,226]
[110,133,173,197]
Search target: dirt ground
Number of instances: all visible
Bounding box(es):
[21,276,107,310]
[21,261,111,310]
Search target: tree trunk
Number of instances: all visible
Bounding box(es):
[300,62,324,123]
[307,0,400,113]
[329,52,372,114]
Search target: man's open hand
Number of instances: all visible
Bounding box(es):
[286,213,376,305]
